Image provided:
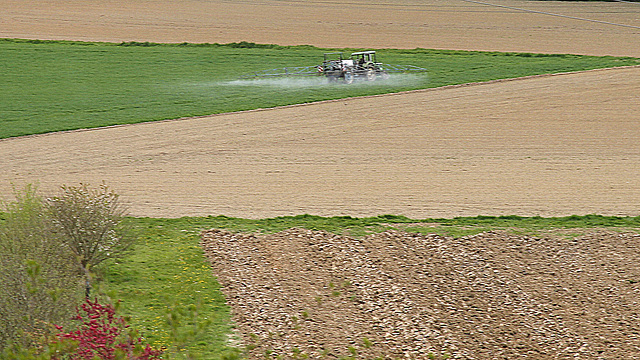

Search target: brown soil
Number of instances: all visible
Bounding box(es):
[2,0,640,57]
[201,228,640,359]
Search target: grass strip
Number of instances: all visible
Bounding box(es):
[100,218,236,358]
[1,39,638,139]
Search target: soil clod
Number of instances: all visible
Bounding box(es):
[202,228,640,359]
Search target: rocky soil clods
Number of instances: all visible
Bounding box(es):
[201,228,640,359]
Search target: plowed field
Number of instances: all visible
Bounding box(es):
[202,228,640,359]
[1,0,639,218]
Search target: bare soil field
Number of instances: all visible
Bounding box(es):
[202,228,640,359]
[2,0,640,57]
[1,0,639,218]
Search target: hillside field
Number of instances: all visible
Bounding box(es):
[2,0,640,358]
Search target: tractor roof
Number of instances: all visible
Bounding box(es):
[350,51,376,56]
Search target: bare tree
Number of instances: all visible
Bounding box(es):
[46,183,135,297]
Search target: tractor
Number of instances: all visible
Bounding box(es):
[239,50,426,83]
[320,51,390,84]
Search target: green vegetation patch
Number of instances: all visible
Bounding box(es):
[101,218,237,359]
[1,39,638,139]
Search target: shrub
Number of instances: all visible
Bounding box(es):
[46,183,135,297]
[0,183,136,352]
[0,184,82,351]
[1,298,164,359]
[53,298,163,360]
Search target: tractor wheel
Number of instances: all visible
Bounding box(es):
[344,72,354,84]
[366,68,376,81]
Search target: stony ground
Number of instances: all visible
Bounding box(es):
[202,228,640,359]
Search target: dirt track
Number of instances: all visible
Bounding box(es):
[1,0,639,218]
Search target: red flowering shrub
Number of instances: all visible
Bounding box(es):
[53,299,163,360]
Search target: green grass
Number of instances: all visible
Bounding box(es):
[1,39,638,139]
[99,218,244,359]
[100,214,640,358]
[100,218,237,359]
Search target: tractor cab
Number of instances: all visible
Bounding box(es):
[350,51,378,68]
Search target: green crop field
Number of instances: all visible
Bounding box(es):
[1,39,638,139]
